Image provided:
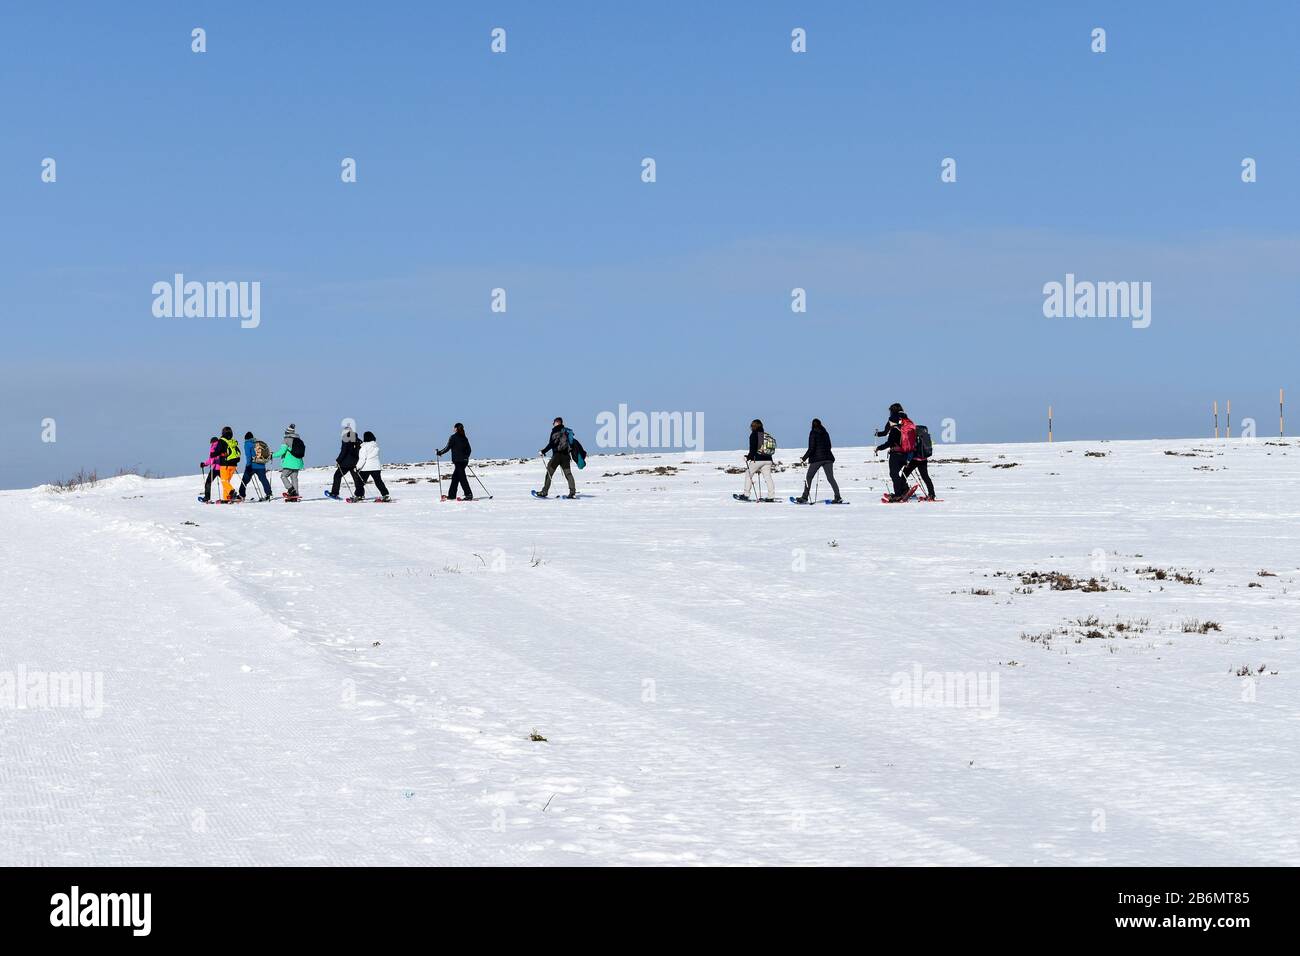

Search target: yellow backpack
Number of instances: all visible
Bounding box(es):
[223,436,241,464]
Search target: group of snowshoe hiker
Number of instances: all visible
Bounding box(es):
[735,403,935,504]
[197,408,931,505]
[199,424,383,503]
[196,417,586,504]
[200,426,299,503]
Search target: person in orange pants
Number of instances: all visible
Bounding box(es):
[216,425,242,501]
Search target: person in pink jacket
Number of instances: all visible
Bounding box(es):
[200,436,220,502]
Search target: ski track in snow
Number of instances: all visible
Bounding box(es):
[1,439,1296,865]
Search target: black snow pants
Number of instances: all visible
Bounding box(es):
[903,458,935,499]
[448,462,471,499]
[888,451,909,497]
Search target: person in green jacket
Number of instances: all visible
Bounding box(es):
[272,423,306,499]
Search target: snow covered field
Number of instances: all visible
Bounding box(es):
[1,438,1296,866]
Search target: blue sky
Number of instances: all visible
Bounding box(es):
[2,2,1297,487]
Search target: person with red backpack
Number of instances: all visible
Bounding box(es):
[901,422,937,500]
[874,403,914,501]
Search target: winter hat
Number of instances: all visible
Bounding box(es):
[362,431,376,442]
[244,431,254,440]
[812,418,822,428]
[454,423,464,431]
[221,426,233,439]
[889,403,904,414]
[284,424,298,438]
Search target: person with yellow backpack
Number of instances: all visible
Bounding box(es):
[215,426,241,501]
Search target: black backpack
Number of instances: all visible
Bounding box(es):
[914,425,933,460]
[290,436,306,459]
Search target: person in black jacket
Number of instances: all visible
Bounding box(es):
[740,419,776,501]
[327,427,362,499]
[796,418,842,503]
[436,423,473,500]
[538,417,577,498]
[874,403,910,500]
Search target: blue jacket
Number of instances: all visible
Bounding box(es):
[244,439,267,470]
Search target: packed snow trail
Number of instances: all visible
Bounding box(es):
[1,439,1297,865]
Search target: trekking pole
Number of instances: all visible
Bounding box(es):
[435,452,444,500]
[467,464,493,499]
[743,458,757,501]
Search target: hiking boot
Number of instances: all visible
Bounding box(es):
[831,497,843,504]
[380,494,391,502]
[795,496,809,504]
[565,492,577,499]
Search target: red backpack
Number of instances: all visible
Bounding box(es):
[898,418,917,453]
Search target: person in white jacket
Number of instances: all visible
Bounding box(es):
[353,431,391,501]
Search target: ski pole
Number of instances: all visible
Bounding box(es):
[468,464,493,499]
[435,452,444,499]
